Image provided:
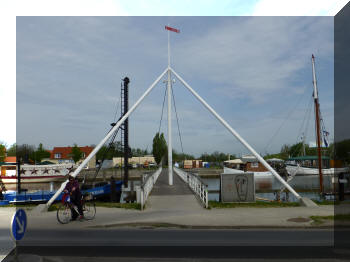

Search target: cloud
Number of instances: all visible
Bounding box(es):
[117,0,253,16]
[0,1,128,147]
[173,17,333,105]
[15,17,334,156]
[252,0,348,16]
[0,0,345,149]
[4,0,127,16]
[117,0,348,16]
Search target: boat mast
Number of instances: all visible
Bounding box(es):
[312,54,323,194]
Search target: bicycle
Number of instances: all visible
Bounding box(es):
[57,192,96,224]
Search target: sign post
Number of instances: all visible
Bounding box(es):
[11,208,27,260]
[11,209,27,241]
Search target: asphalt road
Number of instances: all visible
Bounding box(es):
[15,228,334,246]
[1,228,341,260]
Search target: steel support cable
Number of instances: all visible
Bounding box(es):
[295,95,313,145]
[83,127,120,186]
[83,81,122,186]
[303,99,313,144]
[97,83,124,178]
[263,84,311,153]
[158,85,168,134]
[289,95,313,157]
[319,106,329,147]
[314,104,318,150]
[317,94,328,133]
[112,82,122,124]
[171,85,185,158]
[300,97,313,156]
[313,102,327,153]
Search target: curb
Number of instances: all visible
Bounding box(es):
[87,222,334,230]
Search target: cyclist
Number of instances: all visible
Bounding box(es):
[64,175,84,221]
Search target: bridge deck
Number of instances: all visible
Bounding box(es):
[147,168,203,210]
[151,168,192,195]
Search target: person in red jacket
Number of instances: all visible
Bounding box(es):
[64,175,84,221]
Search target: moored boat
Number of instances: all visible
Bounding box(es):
[285,156,349,176]
[285,56,349,182]
[1,180,123,204]
[223,157,288,190]
[0,162,74,184]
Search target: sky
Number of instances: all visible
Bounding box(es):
[1,0,348,157]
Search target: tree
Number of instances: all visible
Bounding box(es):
[172,150,195,162]
[16,144,35,163]
[71,144,83,163]
[33,143,51,163]
[288,142,304,157]
[152,132,167,165]
[7,143,16,157]
[325,142,334,158]
[279,144,290,160]
[96,141,124,161]
[199,151,233,164]
[335,139,350,164]
[0,142,6,162]
[277,141,334,161]
[264,153,284,160]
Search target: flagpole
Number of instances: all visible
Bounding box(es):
[167,24,173,185]
[164,25,179,186]
[168,24,170,67]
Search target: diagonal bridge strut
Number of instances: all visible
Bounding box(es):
[46,66,316,209]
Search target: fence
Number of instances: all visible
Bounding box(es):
[138,167,162,210]
[174,167,208,208]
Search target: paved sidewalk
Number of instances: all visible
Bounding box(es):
[0,201,340,232]
[0,207,15,260]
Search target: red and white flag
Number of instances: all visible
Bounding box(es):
[165,26,180,33]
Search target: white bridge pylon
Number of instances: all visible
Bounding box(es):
[170,68,302,200]
[46,66,302,208]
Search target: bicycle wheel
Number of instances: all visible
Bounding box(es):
[83,201,96,220]
[57,204,71,224]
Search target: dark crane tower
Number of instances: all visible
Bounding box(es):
[121,77,130,188]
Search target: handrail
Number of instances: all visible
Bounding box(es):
[139,167,162,210]
[173,167,208,208]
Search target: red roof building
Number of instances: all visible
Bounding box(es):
[50,146,94,161]
[4,156,16,163]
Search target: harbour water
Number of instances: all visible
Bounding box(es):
[202,177,335,202]
[7,175,334,203]
[4,181,64,192]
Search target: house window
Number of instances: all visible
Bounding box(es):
[54,153,61,159]
[251,162,259,168]
[82,152,86,158]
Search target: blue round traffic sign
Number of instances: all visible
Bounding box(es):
[11,209,27,241]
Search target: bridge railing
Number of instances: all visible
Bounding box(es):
[139,167,162,210]
[173,167,208,208]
